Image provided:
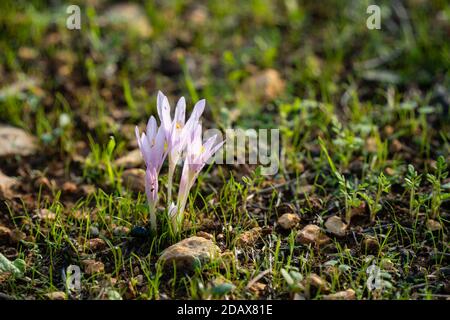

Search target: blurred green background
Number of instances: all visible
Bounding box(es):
[0,0,448,159]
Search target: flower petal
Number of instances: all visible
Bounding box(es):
[145,167,158,203]
[157,91,172,138]
[174,97,186,126]
[146,116,157,139]
[183,99,205,138]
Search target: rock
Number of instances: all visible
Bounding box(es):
[277,213,300,230]
[293,293,307,300]
[34,209,56,222]
[390,139,403,153]
[324,216,347,237]
[89,226,100,238]
[196,231,214,240]
[385,167,395,176]
[0,171,18,199]
[18,47,38,60]
[323,289,356,300]
[81,184,96,195]
[303,273,330,293]
[100,3,152,38]
[349,202,366,220]
[0,226,12,244]
[188,6,208,26]
[62,181,77,193]
[349,160,363,175]
[248,282,267,295]
[158,236,220,271]
[85,238,106,251]
[130,226,150,238]
[384,125,394,136]
[426,219,442,232]
[362,235,379,253]
[113,226,130,236]
[241,69,285,102]
[44,291,66,300]
[70,210,89,221]
[236,227,262,246]
[114,149,143,168]
[0,125,37,157]
[0,226,25,245]
[298,184,313,194]
[296,224,330,246]
[35,176,51,190]
[8,229,26,244]
[365,137,378,153]
[82,259,105,275]
[122,168,145,193]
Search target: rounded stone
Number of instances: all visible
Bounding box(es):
[158,236,220,271]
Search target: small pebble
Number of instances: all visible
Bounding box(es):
[89,226,100,238]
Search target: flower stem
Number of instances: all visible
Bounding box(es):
[149,202,157,232]
[172,173,195,234]
[167,165,174,203]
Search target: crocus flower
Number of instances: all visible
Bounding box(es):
[171,124,223,232]
[135,115,167,231]
[156,90,205,202]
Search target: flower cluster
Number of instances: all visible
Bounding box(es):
[135,91,223,233]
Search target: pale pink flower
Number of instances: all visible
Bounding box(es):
[156,90,206,202]
[184,124,223,174]
[171,124,223,232]
[136,91,221,234]
[135,116,166,172]
[168,97,205,164]
[156,91,172,140]
[135,115,167,231]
